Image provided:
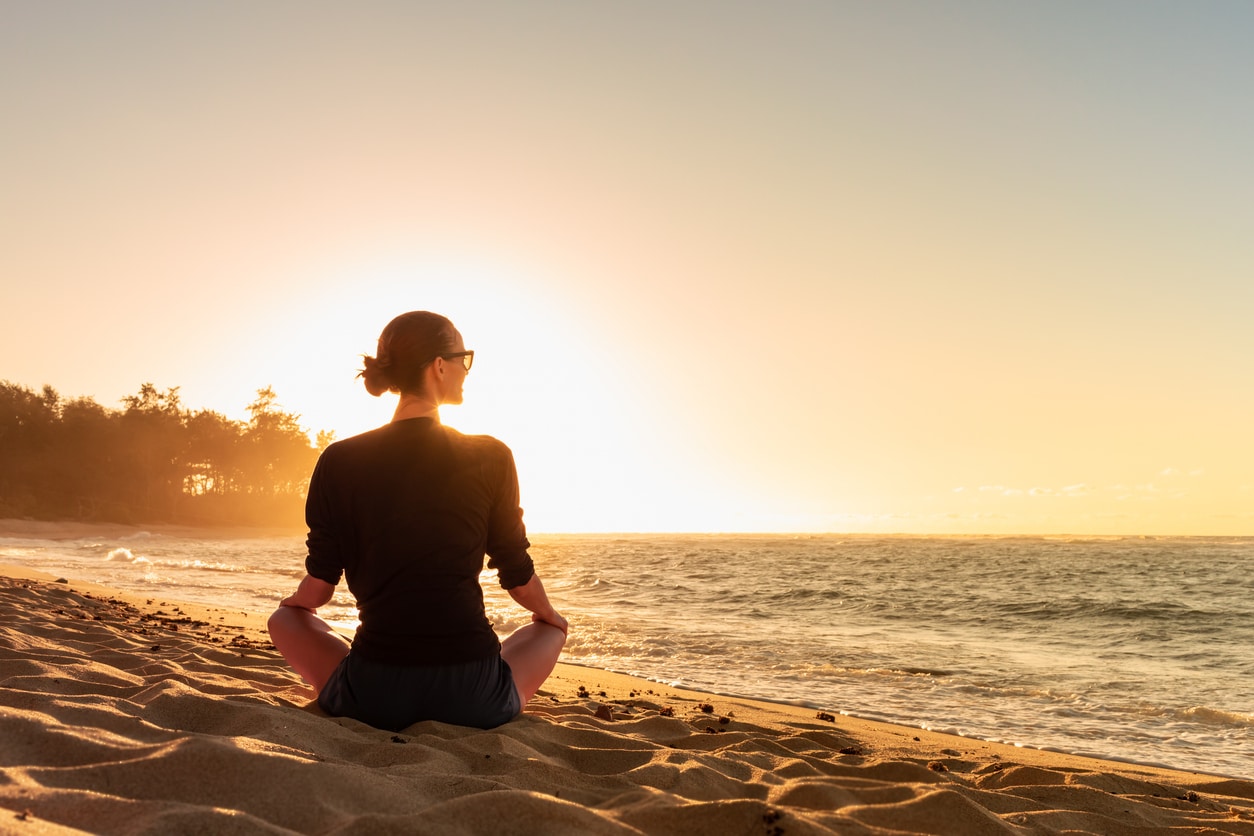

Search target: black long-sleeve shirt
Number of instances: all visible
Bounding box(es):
[304,417,535,665]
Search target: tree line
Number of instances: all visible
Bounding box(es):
[0,380,334,529]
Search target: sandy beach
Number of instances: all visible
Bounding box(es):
[1,565,1251,835]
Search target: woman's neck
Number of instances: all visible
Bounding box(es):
[392,392,440,422]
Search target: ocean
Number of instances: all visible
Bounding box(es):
[1,531,1249,779]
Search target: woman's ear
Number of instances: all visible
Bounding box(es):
[424,357,448,400]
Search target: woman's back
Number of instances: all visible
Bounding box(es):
[305,417,534,665]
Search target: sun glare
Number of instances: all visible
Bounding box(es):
[227,251,697,532]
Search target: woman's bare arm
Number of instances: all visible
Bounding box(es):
[280,574,336,612]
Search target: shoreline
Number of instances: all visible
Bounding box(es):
[0,516,302,541]
[6,517,1251,543]
[562,664,1244,781]
[2,564,1252,834]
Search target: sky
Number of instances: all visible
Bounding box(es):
[2,1,1252,535]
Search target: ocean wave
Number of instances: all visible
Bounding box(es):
[105,547,149,565]
[118,531,160,541]
[145,558,246,574]
[1136,703,1254,729]
[0,537,45,547]
[0,544,43,557]
[991,598,1233,627]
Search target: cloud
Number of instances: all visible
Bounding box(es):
[969,483,1090,499]
[1107,482,1166,502]
[1160,467,1205,478]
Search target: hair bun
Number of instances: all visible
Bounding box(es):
[360,355,392,397]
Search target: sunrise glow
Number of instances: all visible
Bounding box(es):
[3,3,1252,535]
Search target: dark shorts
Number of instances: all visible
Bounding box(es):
[317,652,522,731]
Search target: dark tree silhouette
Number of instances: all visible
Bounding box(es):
[0,382,62,517]
[0,379,329,530]
[117,384,186,521]
[242,386,319,497]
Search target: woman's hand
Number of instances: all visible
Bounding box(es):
[508,574,568,636]
[532,610,569,636]
[279,595,317,613]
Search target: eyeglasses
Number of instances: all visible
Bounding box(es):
[440,350,474,371]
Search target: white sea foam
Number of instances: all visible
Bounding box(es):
[105,547,149,564]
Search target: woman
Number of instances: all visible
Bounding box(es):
[268,311,568,731]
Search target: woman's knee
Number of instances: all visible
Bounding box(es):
[267,606,298,642]
[548,622,568,652]
[502,624,565,679]
[267,606,331,653]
